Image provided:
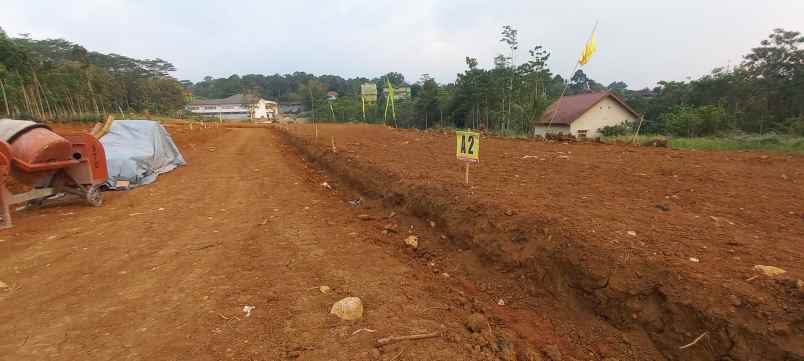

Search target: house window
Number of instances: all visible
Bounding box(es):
[577,130,588,139]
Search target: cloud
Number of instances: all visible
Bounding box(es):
[1,0,802,88]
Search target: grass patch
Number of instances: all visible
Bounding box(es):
[605,134,804,154]
[669,134,804,154]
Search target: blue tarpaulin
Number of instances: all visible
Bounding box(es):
[100,120,186,189]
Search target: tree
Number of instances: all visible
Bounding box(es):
[291,79,327,119]
[569,70,590,92]
[742,28,804,123]
[414,74,439,128]
[744,29,803,81]
[0,32,189,120]
[499,25,519,131]
[607,81,628,95]
[241,86,263,120]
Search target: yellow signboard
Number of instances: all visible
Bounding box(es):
[456,130,480,162]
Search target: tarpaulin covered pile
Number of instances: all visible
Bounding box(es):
[100,120,185,189]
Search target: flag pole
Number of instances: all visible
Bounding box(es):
[542,20,599,136]
[361,96,366,122]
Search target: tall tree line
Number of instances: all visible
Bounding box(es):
[0,27,185,121]
[442,27,803,137]
[621,28,804,136]
[190,72,406,102]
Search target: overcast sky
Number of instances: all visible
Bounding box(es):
[2,0,802,89]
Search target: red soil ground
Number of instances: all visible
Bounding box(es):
[276,123,803,361]
[3,123,587,361]
[0,121,800,360]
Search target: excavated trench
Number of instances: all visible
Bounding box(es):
[274,126,803,361]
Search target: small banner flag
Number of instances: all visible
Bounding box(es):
[578,32,597,66]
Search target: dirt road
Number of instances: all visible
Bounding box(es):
[0,128,512,360]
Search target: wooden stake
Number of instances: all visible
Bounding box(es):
[331,136,336,153]
[465,163,470,185]
[377,331,440,346]
[632,115,645,145]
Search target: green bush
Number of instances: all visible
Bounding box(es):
[600,120,644,137]
[659,105,730,137]
[784,116,804,136]
[600,122,631,137]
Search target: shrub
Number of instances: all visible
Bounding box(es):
[600,122,630,137]
[659,105,729,137]
[784,116,804,136]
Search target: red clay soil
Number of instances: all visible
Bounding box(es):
[2,124,603,361]
[276,123,804,361]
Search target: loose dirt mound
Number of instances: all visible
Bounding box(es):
[276,123,804,361]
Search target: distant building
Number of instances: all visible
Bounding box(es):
[188,94,278,120]
[533,92,639,138]
[327,91,339,100]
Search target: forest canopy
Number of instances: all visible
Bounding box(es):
[0,27,185,121]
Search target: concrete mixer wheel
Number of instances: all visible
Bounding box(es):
[26,199,44,209]
[86,185,103,207]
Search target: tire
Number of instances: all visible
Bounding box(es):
[85,185,103,207]
[25,199,44,209]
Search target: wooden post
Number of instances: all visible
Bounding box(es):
[465,163,470,185]
[331,136,336,153]
[632,115,645,145]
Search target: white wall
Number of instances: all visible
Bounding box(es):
[253,100,268,119]
[189,99,279,120]
[189,104,251,118]
[570,97,638,138]
[533,124,570,136]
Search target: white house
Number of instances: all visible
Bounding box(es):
[533,92,639,138]
[188,94,279,120]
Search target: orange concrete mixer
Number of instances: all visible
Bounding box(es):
[0,119,108,229]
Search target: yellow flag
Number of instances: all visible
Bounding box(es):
[578,32,597,65]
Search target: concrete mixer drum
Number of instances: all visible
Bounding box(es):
[0,119,109,229]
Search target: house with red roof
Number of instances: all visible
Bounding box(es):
[534,92,640,138]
